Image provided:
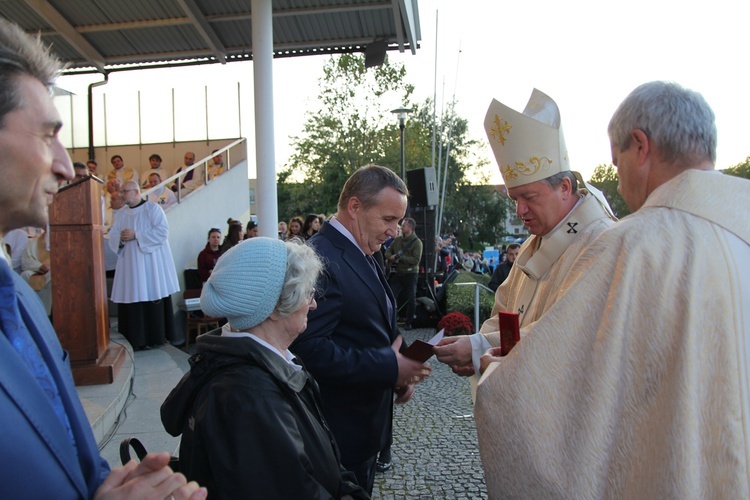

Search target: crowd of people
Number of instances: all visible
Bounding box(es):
[1,16,748,500]
[98,147,228,202]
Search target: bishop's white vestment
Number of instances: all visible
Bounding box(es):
[469,190,616,372]
[475,169,750,499]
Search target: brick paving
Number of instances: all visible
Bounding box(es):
[372,327,487,499]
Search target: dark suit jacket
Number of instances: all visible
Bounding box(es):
[0,270,109,498]
[488,261,513,292]
[290,221,399,464]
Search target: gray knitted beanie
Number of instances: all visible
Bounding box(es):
[200,237,287,330]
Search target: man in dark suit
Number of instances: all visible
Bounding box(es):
[487,243,520,292]
[0,19,204,499]
[291,165,431,494]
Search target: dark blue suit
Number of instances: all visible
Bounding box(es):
[0,270,109,498]
[290,222,399,471]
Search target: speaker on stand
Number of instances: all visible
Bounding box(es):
[406,168,442,319]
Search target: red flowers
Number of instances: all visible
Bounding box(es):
[437,311,474,337]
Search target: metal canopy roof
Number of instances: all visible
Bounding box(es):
[2,0,420,73]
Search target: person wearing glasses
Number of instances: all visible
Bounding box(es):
[162,238,368,499]
[109,181,179,349]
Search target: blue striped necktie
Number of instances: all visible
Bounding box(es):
[0,259,77,451]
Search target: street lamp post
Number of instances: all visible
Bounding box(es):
[391,107,412,180]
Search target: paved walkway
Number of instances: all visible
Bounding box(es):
[373,327,487,499]
[78,326,487,498]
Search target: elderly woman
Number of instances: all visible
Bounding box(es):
[161,238,368,499]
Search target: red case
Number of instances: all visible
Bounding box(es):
[498,311,520,356]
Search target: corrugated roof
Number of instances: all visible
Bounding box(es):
[1,0,420,73]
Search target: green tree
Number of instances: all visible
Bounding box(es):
[722,156,750,179]
[588,164,631,218]
[279,54,414,216]
[278,54,506,238]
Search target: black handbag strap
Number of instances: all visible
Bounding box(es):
[120,437,181,472]
[119,437,149,465]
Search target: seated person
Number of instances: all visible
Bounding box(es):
[161,238,368,499]
[20,227,52,316]
[141,153,170,189]
[72,161,89,181]
[102,177,121,208]
[208,150,225,180]
[172,151,204,195]
[197,228,223,283]
[146,172,177,211]
[107,154,137,184]
[3,227,29,273]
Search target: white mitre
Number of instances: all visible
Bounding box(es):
[485,89,616,218]
[484,89,570,188]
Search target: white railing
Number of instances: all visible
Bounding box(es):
[141,137,246,204]
[454,282,495,332]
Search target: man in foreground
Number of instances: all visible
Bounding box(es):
[435,89,616,375]
[290,165,430,494]
[475,81,750,497]
[0,19,205,498]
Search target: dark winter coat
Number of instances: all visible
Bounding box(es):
[161,330,368,499]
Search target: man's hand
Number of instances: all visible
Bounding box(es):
[120,228,136,242]
[479,347,504,376]
[433,335,473,367]
[391,336,431,388]
[394,384,415,404]
[449,364,475,377]
[94,452,207,500]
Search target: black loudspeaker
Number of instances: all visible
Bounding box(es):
[364,40,388,68]
[410,206,437,277]
[406,167,438,207]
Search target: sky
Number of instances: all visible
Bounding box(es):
[57,0,749,184]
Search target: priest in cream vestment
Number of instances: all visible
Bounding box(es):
[435,89,616,375]
[475,81,750,498]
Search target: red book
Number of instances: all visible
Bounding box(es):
[498,311,520,356]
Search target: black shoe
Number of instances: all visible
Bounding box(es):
[402,324,413,331]
[376,460,392,472]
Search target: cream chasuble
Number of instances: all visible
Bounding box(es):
[474,170,750,499]
[468,190,616,373]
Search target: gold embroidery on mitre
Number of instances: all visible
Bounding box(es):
[489,115,512,145]
[503,156,554,179]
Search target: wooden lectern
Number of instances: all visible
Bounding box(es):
[49,175,125,385]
